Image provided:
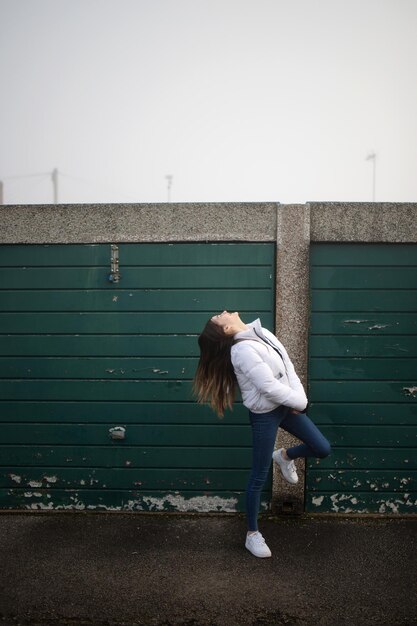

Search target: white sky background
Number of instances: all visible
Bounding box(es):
[1,0,416,205]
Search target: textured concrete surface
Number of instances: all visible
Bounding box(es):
[309,202,417,242]
[273,205,311,515]
[0,513,416,626]
[0,203,278,244]
[3,201,416,245]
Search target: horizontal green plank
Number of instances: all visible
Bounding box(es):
[0,357,198,379]
[310,313,417,335]
[123,243,275,266]
[0,401,247,424]
[308,402,417,425]
[307,469,417,492]
[317,425,417,447]
[309,381,417,403]
[311,289,417,312]
[305,491,417,513]
[310,267,417,289]
[0,311,272,334]
[309,358,417,381]
[310,243,417,266]
[0,266,273,289]
[0,243,275,267]
[0,445,251,468]
[4,422,415,448]
[0,328,271,357]
[0,488,271,512]
[0,244,109,267]
[0,289,273,312]
[0,423,251,446]
[0,380,195,401]
[0,466,256,491]
[309,335,417,357]
[308,448,417,469]
[0,335,199,356]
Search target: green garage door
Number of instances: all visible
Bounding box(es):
[0,243,275,512]
[307,243,417,513]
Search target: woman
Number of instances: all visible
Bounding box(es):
[193,311,331,558]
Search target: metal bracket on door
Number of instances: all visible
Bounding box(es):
[108,244,121,283]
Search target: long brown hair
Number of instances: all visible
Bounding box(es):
[193,319,237,417]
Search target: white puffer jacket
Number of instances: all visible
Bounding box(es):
[230,319,308,414]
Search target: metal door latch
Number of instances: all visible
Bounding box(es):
[108,244,121,283]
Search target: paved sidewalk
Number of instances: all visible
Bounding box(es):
[0,513,416,626]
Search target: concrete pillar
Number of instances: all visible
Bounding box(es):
[273,204,311,514]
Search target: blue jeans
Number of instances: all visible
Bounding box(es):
[246,405,331,531]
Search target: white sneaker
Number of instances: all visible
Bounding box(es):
[272,448,299,484]
[245,531,272,558]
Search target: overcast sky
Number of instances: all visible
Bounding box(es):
[1,0,416,205]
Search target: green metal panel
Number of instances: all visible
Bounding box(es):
[307,243,417,513]
[0,243,275,512]
[312,290,416,312]
[0,445,251,468]
[0,242,275,266]
[0,489,250,512]
[0,290,272,312]
[0,467,251,490]
[310,267,416,289]
[0,266,272,289]
[0,423,253,446]
[310,313,417,334]
[0,401,248,423]
[309,335,417,357]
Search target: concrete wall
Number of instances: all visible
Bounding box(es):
[0,203,277,243]
[2,201,417,514]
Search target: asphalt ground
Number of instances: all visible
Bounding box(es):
[0,513,416,626]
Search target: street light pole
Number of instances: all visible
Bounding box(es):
[52,168,59,204]
[165,175,173,203]
[365,152,376,201]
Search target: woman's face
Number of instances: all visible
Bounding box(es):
[211,310,242,334]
